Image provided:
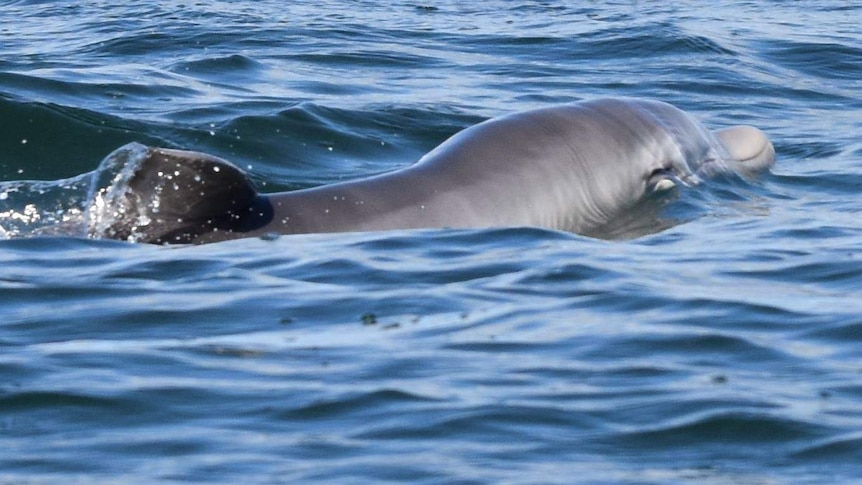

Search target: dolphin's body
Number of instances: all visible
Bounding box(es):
[91,98,774,244]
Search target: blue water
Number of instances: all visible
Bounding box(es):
[2,1,862,483]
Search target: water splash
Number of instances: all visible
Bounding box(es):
[0,143,150,241]
[83,142,151,242]
[0,174,90,240]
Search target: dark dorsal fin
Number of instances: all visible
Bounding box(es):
[105,148,272,244]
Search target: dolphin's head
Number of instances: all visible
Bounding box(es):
[625,100,775,190]
[576,99,776,238]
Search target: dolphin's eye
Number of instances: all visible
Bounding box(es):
[648,168,677,193]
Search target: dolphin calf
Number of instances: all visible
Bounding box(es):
[90,98,774,244]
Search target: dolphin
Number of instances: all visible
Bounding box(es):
[89,98,774,244]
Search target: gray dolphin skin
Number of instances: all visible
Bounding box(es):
[97,98,775,244]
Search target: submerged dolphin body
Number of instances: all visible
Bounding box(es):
[91,98,774,244]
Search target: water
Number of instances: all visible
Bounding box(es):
[2,1,861,483]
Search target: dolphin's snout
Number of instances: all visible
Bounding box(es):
[714,125,775,173]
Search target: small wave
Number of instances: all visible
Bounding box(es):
[759,40,862,81]
[578,24,736,61]
[793,432,862,461]
[616,410,827,449]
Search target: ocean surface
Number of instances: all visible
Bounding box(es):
[1,1,861,483]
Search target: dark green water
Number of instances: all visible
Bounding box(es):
[1,1,861,483]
